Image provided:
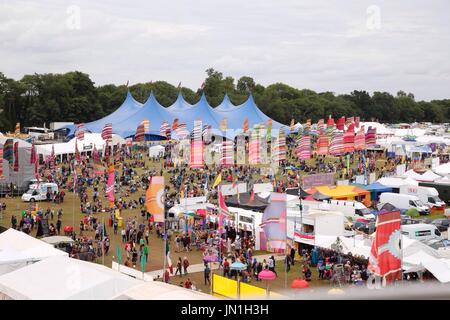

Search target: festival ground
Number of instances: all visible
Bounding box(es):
[0,154,447,296]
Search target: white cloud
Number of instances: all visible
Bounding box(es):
[0,0,449,100]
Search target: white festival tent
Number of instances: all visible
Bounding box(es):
[376,177,418,189]
[35,133,126,157]
[435,163,450,176]
[419,170,443,182]
[0,229,68,276]
[402,169,424,180]
[0,255,140,300]
[113,281,218,300]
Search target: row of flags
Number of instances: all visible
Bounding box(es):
[295,125,377,159]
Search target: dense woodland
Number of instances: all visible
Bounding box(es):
[0,68,449,132]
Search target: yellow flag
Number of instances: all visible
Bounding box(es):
[212,173,222,188]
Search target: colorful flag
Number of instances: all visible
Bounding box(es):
[172,118,179,131]
[248,125,262,165]
[49,144,55,171]
[75,123,85,141]
[140,250,146,273]
[202,125,212,144]
[368,210,402,284]
[104,140,109,164]
[218,187,231,234]
[343,126,355,153]
[316,134,329,155]
[326,115,335,127]
[106,165,115,206]
[260,192,287,252]
[296,135,311,160]
[336,116,345,130]
[212,173,222,188]
[3,139,14,166]
[329,132,344,156]
[220,118,228,132]
[243,118,249,133]
[116,244,122,264]
[159,121,169,138]
[165,238,173,274]
[142,119,150,133]
[317,119,325,135]
[175,123,189,140]
[366,126,377,147]
[13,142,19,172]
[135,122,145,142]
[266,119,272,142]
[101,123,113,142]
[75,139,81,163]
[146,176,165,223]
[354,126,366,151]
[0,148,3,177]
[220,139,233,167]
[190,120,204,169]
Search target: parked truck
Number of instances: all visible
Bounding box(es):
[400,185,446,209]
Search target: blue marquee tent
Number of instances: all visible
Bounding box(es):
[67,91,288,140]
[66,91,142,136]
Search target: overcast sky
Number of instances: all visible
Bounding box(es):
[1,0,449,100]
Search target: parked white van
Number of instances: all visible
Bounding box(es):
[378,193,430,215]
[326,200,375,220]
[400,185,446,209]
[21,183,58,202]
[401,224,442,242]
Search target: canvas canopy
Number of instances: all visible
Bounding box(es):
[113,281,218,300]
[0,255,140,299]
[0,229,68,276]
[435,163,450,176]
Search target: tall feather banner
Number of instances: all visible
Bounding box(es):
[3,139,14,167]
[354,126,366,151]
[366,126,377,147]
[343,124,355,153]
[135,122,145,142]
[316,134,329,156]
[329,132,344,156]
[101,123,113,142]
[190,120,204,169]
[13,142,19,172]
[243,118,249,134]
[296,134,311,160]
[75,123,85,141]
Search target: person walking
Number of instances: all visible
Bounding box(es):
[183,256,189,275]
[56,218,62,235]
[290,246,296,265]
[204,263,211,285]
[175,257,182,277]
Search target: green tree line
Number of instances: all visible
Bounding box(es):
[0,68,449,132]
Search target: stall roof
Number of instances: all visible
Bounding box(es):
[364,182,393,193]
[0,256,140,300]
[225,193,269,210]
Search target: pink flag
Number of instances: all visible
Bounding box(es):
[106,165,115,203]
